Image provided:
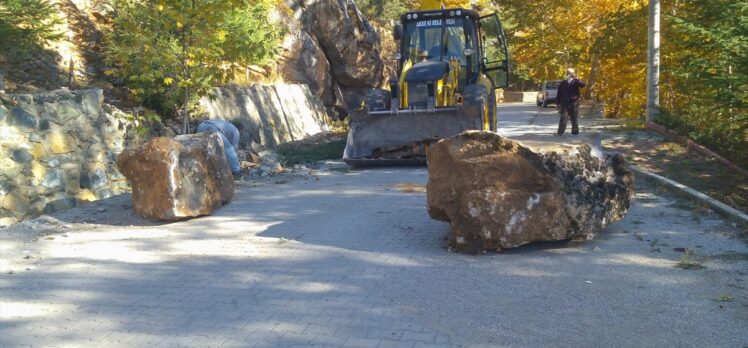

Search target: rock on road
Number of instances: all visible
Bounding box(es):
[1,103,746,347]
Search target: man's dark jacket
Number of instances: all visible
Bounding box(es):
[556,78,586,105]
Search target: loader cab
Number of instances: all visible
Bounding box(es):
[396,9,509,90]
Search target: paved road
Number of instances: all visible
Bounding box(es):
[1,103,746,347]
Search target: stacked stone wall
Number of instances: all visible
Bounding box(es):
[0,89,133,226]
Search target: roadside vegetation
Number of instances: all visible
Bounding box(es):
[104,0,282,130]
[500,0,747,168]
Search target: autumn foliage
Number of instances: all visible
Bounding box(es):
[501,0,746,166]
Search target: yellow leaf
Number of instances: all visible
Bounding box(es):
[163,77,174,85]
[177,22,183,29]
[157,4,164,11]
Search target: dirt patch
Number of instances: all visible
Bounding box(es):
[603,130,748,212]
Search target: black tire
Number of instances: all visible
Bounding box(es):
[537,100,543,107]
[462,84,488,130]
[542,100,548,108]
[364,88,391,112]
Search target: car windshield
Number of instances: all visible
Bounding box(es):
[403,17,467,64]
[545,81,560,89]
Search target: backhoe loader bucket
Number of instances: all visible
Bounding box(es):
[342,107,483,166]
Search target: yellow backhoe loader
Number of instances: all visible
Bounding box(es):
[343,0,510,165]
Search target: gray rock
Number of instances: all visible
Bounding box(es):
[41,170,63,189]
[77,89,103,116]
[43,197,76,214]
[80,169,106,189]
[10,107,38,129]
[54,100,83,122]
[94,188,113,200]
[47,158,60,168]
[0,181,11,197]
[11,148,34,163]
[38,118,51,130]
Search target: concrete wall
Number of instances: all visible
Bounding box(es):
[200,83,330,148]
[0,89,134,226]
[503,91,538,103]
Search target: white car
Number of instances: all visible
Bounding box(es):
[536,80,561,107]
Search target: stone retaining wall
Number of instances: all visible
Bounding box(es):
[200,84,330,148]
[0,89,134,226]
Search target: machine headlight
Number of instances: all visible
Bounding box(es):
[413,13,418,19]
[456,10,462,16]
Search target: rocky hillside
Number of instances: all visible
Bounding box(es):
[1,0,385,120]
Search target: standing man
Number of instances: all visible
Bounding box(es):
[556,68,586,136]
[197,119,242,177]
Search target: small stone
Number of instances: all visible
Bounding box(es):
[2,191,30,217]
[30,143,45,158]
[64,179,81,194]
[0,181,10,197]
[38,119,51,131]
[76,189,97,202]
[41,170,62,188]
[43,195,76,213]
[0,158,23,179]
[10,107,37,129]
[54,100,83,122]
[94,188,112,200]
[11,148,33,163]
[30,160,46,180]
[46,131,74,154]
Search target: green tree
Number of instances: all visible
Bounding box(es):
[661,0,748,166]
[0,0,62,60]
[105,0,282,132]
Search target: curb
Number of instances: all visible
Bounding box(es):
[630,166,748,224]
[646,123,748,176]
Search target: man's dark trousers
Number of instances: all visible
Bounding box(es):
[558,101,579,135]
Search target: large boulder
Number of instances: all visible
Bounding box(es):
[300,0,384,88]
[117,133,234,221]
[427,132,635,253]
[280,0,385,119]
[277,9,334,107]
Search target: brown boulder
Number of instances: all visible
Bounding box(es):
[117,133,234,221]
[427,131,634,253]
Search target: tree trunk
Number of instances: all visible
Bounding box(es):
[182,86,190,134]
[585,53,600,100]
[646,0,661,122]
